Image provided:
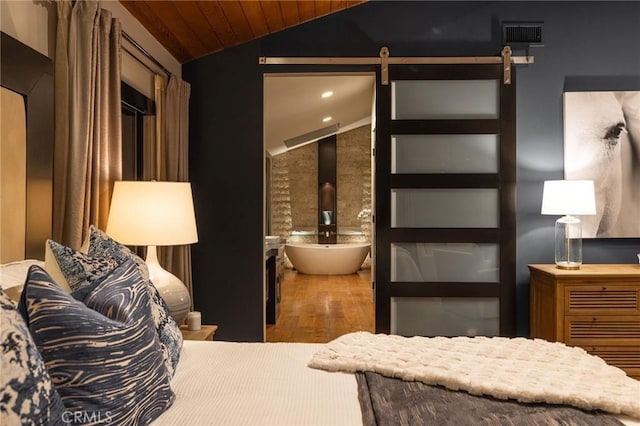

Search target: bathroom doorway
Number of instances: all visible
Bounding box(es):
[263,72,376,342]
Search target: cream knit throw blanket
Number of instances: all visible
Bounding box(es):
[309,332,640,419]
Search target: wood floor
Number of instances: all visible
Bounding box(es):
[266,268,374,343]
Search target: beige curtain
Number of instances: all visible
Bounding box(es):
[141,75,167,181]
[53,0,122,249]
[145,74,193,305]
[163,77,191,181]
[53,0,70,245]
[154,74,168,180]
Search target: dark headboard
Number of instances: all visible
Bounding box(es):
[1,32,53,260]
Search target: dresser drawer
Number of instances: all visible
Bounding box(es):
[580,345,640,379]
[565,315,640,346]
[564,285,639,315]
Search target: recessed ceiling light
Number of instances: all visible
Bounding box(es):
[322,116,332,123]
[321,91,334,98]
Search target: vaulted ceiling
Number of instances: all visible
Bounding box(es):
[119,1,367,63]
[120,1,373,156]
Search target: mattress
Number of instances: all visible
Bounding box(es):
[154,340,362,425]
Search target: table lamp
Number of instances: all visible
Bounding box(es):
[541,180,596,270]
[106,181,198,324]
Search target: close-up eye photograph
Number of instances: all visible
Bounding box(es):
[603,122,627,144]
[564,90,639,239]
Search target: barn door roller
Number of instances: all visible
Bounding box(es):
[259,46,533,85]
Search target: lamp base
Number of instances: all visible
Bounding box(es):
[554,215,583,271]
[555,261,581,270]
[146,246,191,325]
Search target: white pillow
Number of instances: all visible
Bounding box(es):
[1,259,49,301]
[0,259,44,290]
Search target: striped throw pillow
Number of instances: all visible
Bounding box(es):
[18,262,175,425]
[86,226,183,376]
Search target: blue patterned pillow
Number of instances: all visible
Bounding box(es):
[87,226,183,377]
[18,263,175,425]
[47,227,183,377]
[1,288,65,425]
[86,225,149,281]
[46,239,121,301]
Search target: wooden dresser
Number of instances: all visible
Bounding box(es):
[529,264,640,379]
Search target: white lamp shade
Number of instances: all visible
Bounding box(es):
[106,181,198,246]
[541,180,596,216]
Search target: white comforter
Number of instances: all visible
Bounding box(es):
[309,332,640,419]
[154,341,362,425]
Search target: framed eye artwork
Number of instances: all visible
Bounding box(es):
[563,90,640,238]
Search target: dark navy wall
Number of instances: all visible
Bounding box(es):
[185,41,264,341]
[184,1,640,341]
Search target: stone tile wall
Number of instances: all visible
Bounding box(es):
[271,142,317,239]
[270,154,292,238]
[270,124,372,245]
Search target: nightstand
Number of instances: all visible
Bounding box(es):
[179,324,218,341]
[529,264,640,379]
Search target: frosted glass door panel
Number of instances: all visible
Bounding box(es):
[392,80,499,119]
[392,135,499,173]
[391,243,499,282]
[391,297,499,337]
[391,189,499,228]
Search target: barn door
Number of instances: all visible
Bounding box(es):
[374,64,516,336]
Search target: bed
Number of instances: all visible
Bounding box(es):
[161,337,640,426]
[2,252,640,426]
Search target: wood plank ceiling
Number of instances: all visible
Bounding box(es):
[119,1,367,63]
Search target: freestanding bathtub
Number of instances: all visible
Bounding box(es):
[285,243,370,275]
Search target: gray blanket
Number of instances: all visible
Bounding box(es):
[356,372,624,426]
